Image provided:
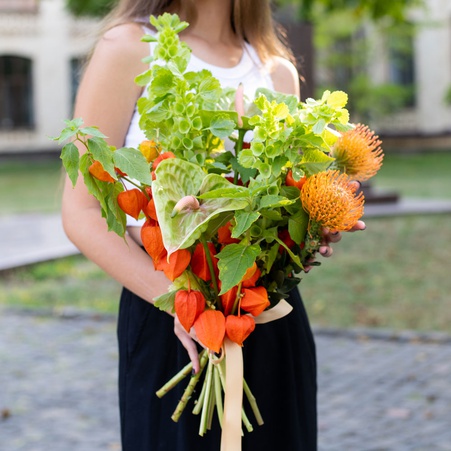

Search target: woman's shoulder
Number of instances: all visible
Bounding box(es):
[98,22,147,54]
[87,22,149,82]
[269,56,300,98]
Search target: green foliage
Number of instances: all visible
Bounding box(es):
[66,0,116,17]
[277,0,423,23]
[53,118,151,237]
[314,8,416,120]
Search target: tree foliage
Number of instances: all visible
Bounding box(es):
[278,0,423,22]
[66,0,116,17]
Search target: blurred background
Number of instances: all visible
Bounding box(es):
[1,0,450,332]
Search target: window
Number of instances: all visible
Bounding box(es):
[0,56,34,130]
[386,23,416,106]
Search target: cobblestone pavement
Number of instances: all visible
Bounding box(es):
[1,310,451,451]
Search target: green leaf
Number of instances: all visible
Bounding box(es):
[254,87,299,114]
[197,186,249,200]
[299,148,334,176]
[312,118,327,135]
[209,116,236,139]
[216,243,261,295]
[60,142,80,186]
[154,289,177,313]
[153,159,248,254]
[113,147,152,185]
[273,236,303,269]
[105,183,126,236]
[237,148,256,168]
[231,211,261,238]
[259,195,295,209]
[79,126,107,139]
[56,127,79,144]
[288,209,309,245]
[87,137,116,177]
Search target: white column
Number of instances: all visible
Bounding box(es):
[34,0,70,149]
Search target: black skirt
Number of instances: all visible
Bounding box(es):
[117,287,317,451]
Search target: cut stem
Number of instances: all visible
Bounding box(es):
[243,378,264,426]
[199,359,214,436]
[171,350,209,422]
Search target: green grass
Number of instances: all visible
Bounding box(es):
[301,214,451,333]
[1,151,451,332]
[0,158,63,215]
[373,151,451,199]
[0,255,121,315]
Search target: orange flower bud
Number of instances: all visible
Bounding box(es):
[241,286,270,317]
[88,160,115,183]
[139,140,160,163]
[117,188,148,220]
[194,310,226,353]
[175,290,206,332]
[225,315,256,346]
[285,170,306,191]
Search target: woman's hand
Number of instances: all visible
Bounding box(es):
[304,220,366,272]
[174,315,201,374]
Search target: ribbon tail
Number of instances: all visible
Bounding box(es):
[220,338,243,451]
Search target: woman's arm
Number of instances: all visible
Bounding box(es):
[62,23,202,371]
[62,23,171,304]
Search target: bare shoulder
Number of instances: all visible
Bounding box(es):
[270,56,300,99]
[95,22,149,69]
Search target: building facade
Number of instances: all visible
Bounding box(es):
[0,0,96,154]
[0,0,450,154]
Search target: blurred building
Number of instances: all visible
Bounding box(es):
[0,0,450,154]
[367,0,451,145]
[0,0,96,154]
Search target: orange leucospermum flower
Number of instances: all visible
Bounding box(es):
[331,124,384,182]
[301,170,364,231]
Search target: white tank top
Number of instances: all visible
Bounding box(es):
[124,32,275,227]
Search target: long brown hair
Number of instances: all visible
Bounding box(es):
[100,0,293,64]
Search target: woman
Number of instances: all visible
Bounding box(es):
[62,1,364,449]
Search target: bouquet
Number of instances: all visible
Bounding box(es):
[55,13,383,450]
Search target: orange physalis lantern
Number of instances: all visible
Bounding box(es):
[194,310,226,353]
[190,242,218,282]
[141,220,165,264]
[217,221,240,245]
[117,188,148,220]
[155,249,191,281]
[225,315,256,346]
[240,286,270,317]
[88,160,115,183]
[241,262,262,288]
[174,290,206,332]
[220,285,238,316]
[285,170,307,191]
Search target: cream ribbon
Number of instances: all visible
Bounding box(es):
[220,299,293,451]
